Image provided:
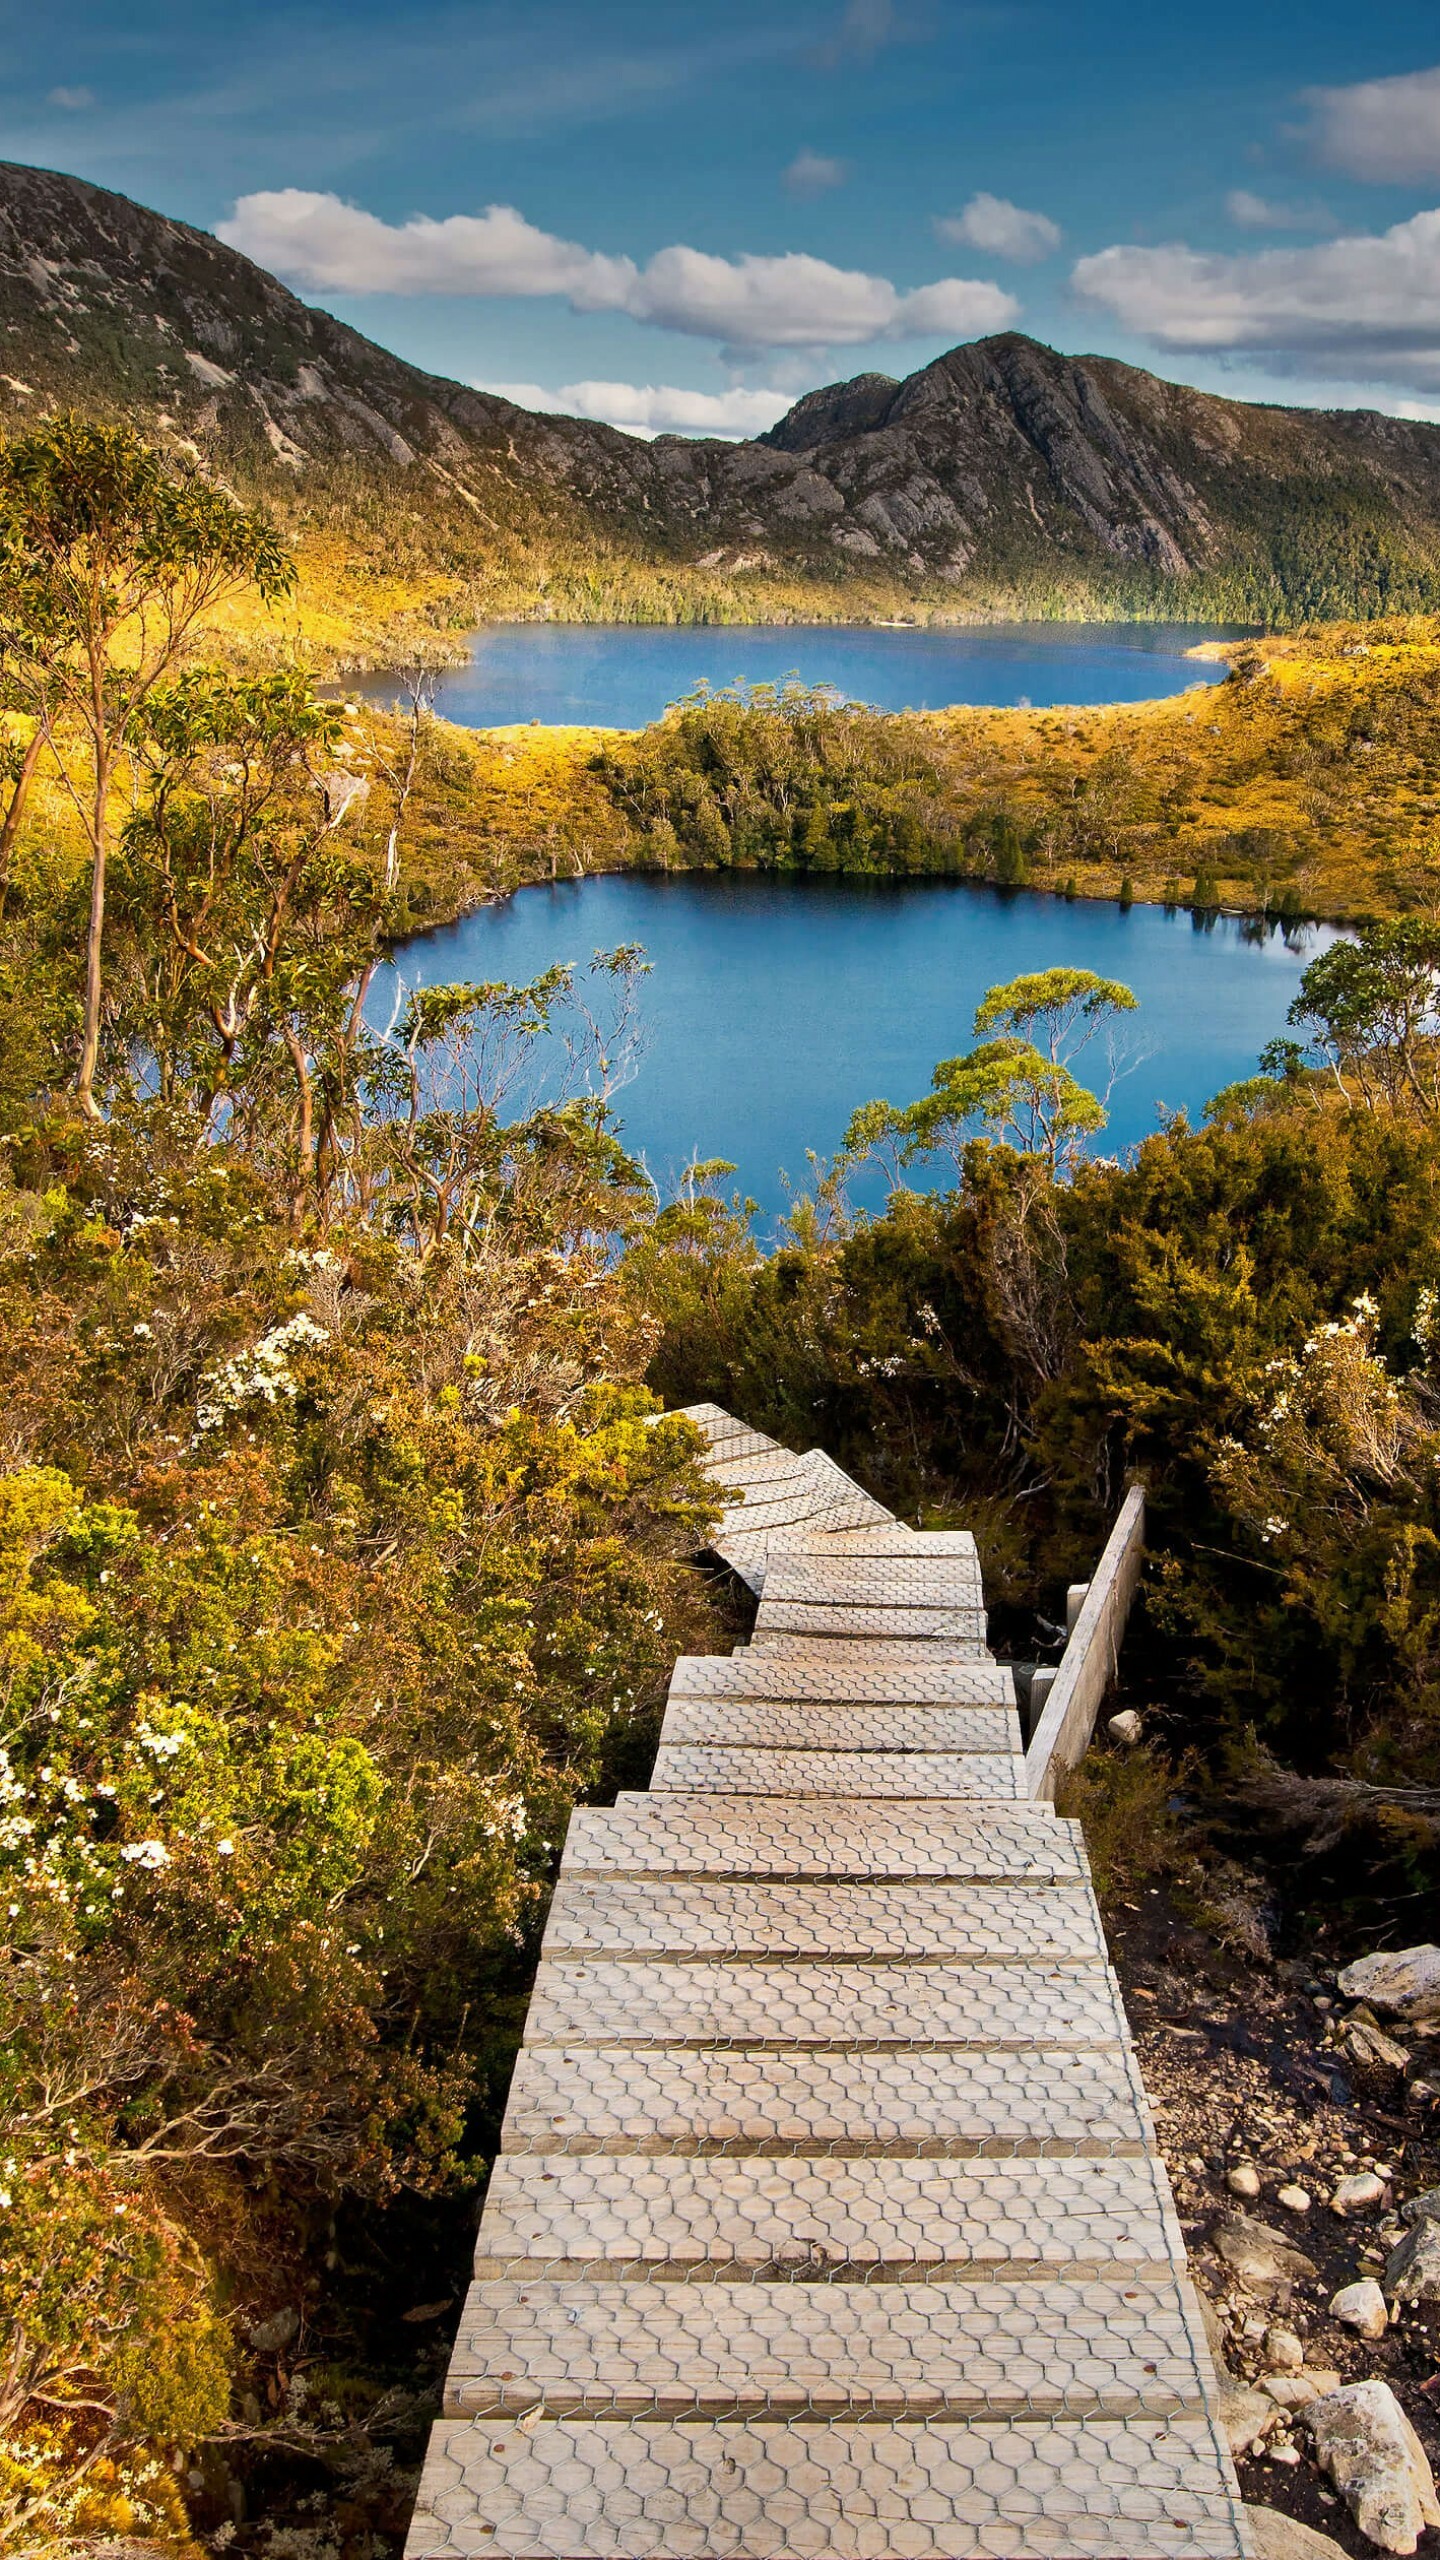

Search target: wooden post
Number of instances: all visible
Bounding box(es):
[1024,1487,1146,1802]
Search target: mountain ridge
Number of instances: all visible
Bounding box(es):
[3,159,1440,639]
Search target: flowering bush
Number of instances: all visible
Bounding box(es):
[0,1134,722,2551]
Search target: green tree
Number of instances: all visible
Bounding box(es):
[1289,916,1440,1111]
[0,418,293,1117]
[845,968,1138,1180]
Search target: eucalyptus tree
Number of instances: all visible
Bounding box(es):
[0,417,293,1115]
[1288,919,1440,1113]
[844,967,1139,1181]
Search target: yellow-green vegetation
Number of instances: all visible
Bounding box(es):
[0,418,734,2556]
[412,622,1440,930]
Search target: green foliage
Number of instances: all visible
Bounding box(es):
[645,1072,1440,1786]
[843,969,1132,1176]
[592,681,959,876]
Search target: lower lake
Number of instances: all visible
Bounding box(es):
[384,873,1334,1225]
[354,619,1243,730]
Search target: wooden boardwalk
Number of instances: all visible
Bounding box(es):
[406,1406,1248,2560]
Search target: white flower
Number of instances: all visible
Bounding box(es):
[217,1838,234,1855]
[135,1722,188,1761]
[121,1839,170,1870]
[196,1314,330,1431]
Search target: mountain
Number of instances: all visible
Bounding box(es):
[3,159,1440,637]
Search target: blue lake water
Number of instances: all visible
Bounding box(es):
[355,620,1240,730]
[384,873,1333,1226]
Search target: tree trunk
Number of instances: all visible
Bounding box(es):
[0,728,43,904]
[76,756,110,1122]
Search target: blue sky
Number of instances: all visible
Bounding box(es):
[7,0,1440,435]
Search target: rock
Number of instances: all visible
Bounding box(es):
[245,2305,299,2353]
[1306,2380,1440,2554]
[1268,2441,1302,2466]
[1407,2078,1440,2109]
[1264,2325,1304,2371]
[1383,2216,1440,2305]
[1107,1708,1142,1744]
[1330,2279,1389,2339]
[1337,1945,1440,2024]
[1243,2510,1352,2560]
[1220,2380,1283,2453]
[1277,2183,1312,2213]
[1213,2213,1319,2297]
[1264,2373,1333,2410]
[1341,2020,1412,2071]
[1228,2163,1262,2200]
[1399,2186,1440,2227]
[1333,2171,1389,2216]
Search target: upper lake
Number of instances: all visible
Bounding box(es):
[355,619,1242,730]
[384,874,1333,1226]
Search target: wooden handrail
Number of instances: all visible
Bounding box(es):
[1024,1485,1146,1802]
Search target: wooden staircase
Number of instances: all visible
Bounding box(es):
[405,1405,1249,2559]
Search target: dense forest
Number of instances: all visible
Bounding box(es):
[3,420,1440,2560]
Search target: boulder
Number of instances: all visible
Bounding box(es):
[1337,1945,1440,2024]
[1264,2325,1304,2371]
[1264,2370,1340,2409]
[1332,2171,1389,2217]
[1219,2379,1283,2453]
[1399,2186,1440,2228]
[1242,2506,1354,2560]
[1213,2213,1319,2297]
[1330,2278,1388,2340]
[1277,2183,1312,2213]
[1306,2380,1440,2554]
[1340,2019,1411,2071]
[1384,2216,1440,2306]
[1228,2163,1262,2200]
[1107,1708,1143,1744]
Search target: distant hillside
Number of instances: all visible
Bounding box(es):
[4,160,1440,645]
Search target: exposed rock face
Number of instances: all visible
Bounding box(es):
[5,163,1440,617]
[1306,2381,1440,2554]
[1337,1947,1440,2023]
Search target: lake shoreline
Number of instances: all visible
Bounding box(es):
[379,870,1336,1222]
[394,833,1365,951]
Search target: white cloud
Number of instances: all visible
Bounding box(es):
[785,149,847,198]
[1225,189,1335,233]
[1072,208,1440,387]
[220,189,1018,350]
[476,377,794,438]
[934,193,1061,263]
[46,84,94,109]
[1300,62,1440,183]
